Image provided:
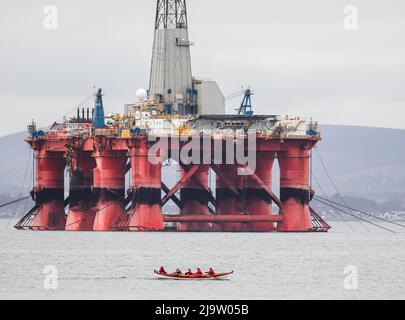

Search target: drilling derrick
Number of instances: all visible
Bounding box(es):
[149,0,194,114]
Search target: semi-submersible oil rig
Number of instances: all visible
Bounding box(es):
[15,0,331,232]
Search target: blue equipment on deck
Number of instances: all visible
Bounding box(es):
[92,89,105,128]
[236,89,254,116]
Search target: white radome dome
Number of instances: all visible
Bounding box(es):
[136,88,148,101]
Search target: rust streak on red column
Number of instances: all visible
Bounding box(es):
[127,139,164,231]
[277,141,314,232]
[179,164,212,231]
[244,151,276,232]
[92,148,127,231]
[215,164,245,232]
[31,148,66,230]
[66,151,96,231]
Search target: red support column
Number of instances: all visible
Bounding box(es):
[178,165,212,231]
[66,152,96,231]
[216,164,244,232]
[92,150,127,231]
[244,151,276,232]
[127,140,164,231]
[31,149,66,230]
[277,143,312,232]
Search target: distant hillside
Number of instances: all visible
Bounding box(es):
[314,125,405,205]
[1,125,405,214]
[0,132,32,195]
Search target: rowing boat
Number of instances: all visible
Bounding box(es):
[154,270,234,280]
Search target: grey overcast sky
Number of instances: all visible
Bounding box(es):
[0,0,404,136]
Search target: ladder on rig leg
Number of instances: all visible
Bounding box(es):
[310,207,331,232]
[110,196,133,231]
[14,205,40,230]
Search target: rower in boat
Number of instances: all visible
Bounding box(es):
[195,268,204,276]
[185,268,193,276]
[207,268,216,276]
[174,268,183,275]
[159,266,167,275]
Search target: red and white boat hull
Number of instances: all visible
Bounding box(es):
[154,271,234,281]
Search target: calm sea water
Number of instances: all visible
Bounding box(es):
[0,219,404,300]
